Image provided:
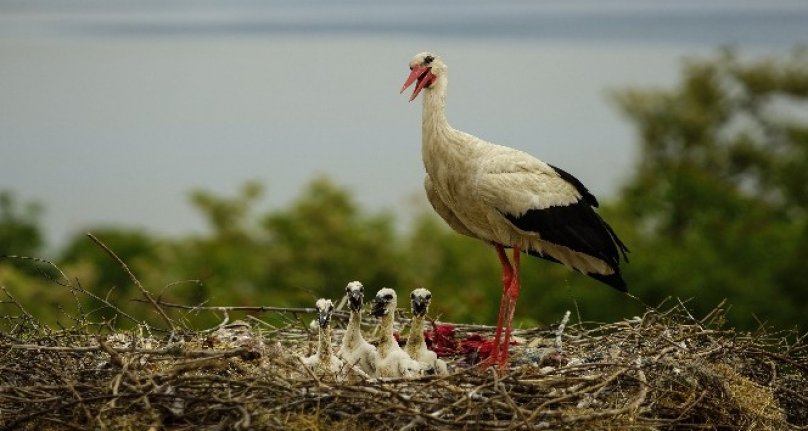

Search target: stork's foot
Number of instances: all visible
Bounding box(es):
[476,339,512,371]
[476,321,513,370]
[478,347,507,369]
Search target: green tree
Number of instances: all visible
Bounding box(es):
[58,228,167,326]
[0,191,44,257]
[190,180,264,242]
[612,48,808,330]
[172,178,402,311]
[175,180,268,305]
[261,177,401,305]
[61,229,161,294]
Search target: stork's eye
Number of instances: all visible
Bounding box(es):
[424,55,434,64]
[426,294,432,300]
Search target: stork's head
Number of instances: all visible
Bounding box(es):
[370,287,397,318]
[400,52,445,102]
[345,280,365,312]
[315,298,335,329]
[410,288,432,317]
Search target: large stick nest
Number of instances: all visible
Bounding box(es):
[1,293,806,430]
[1,252,807,430]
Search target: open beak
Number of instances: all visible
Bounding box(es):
[347,292,363,311]
[412,298,428,317]
[400,65,436,102]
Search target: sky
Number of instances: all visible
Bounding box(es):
[1,0,807,253]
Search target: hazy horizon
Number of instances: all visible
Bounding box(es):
[2,0,806,253]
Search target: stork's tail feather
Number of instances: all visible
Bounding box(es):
[596,213,630,263]
[586,271,627,292]
[524,249,628,292]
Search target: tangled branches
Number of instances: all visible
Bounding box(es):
[1,244,806,430]
[1,295,806,430]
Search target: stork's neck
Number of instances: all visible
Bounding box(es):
[405,315,426,358]
[421,77,452,140]
[317,325,333,362]
[421,76,465,176]
[343,309,362,347]
[377,312,398,358]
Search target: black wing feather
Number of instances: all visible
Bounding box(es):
[548,164,598,207]
[501,167,630,291]
[504,201,629,267]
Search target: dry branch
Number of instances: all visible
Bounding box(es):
[1,254,806,430]
[1,298,806,430]
[86,233,176,333]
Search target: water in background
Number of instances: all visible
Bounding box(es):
[1,0,806,250]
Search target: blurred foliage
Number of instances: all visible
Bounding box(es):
[61,229,162,295]
[260,178,401,306]
[1,49,806,331]
[610,48,808,330]
[0,192,43,258]
[0,192,49,280]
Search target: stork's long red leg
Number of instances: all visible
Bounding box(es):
[494,245,513,330]
[499,246,522,369]
[487,244,513,367]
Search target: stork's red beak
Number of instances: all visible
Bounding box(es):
[400,65,436,102]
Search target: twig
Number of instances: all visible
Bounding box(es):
[555,310,571,352]
[7,343,251,362]
[86,233,176,333]
[0,284,40,330]
[137,299,351,319]
[1,300,805,429]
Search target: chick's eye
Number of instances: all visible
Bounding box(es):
[424,55,434,64]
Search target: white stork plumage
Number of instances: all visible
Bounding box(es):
[370,288,429,378]
[337,281,377,377]
[400,52,630,368]
[300,298,346,379]
[406,288,449,375]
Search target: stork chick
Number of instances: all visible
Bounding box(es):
[406,288,449,375]
[370,288,427,378]
[337,281,377,377]
[301,298,345,380]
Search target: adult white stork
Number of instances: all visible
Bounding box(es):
[400,52,629,368]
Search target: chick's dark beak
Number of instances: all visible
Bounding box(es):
[370,298,388,318]
[317,313,330,328]
[347,291,363,311]
[412,297,428,317]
